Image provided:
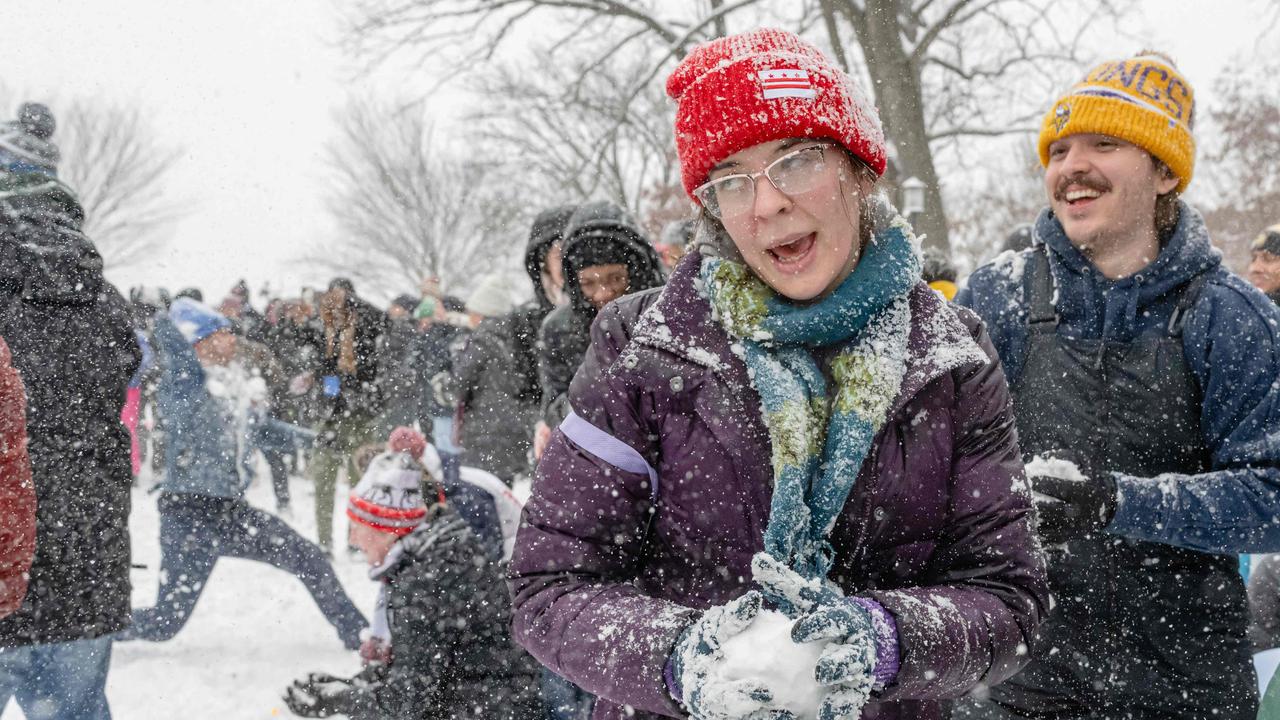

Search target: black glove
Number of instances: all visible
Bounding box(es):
[1029,470,1117,544]
[282,673,357,718]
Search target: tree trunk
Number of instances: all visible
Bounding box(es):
[849,0,951,255]
[709,0,728,37]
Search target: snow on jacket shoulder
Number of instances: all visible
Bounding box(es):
[511,251,1049,720]
[958,203,1280,554]
[0,336,34,618]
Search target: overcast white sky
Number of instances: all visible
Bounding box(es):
[0,0,1271,306]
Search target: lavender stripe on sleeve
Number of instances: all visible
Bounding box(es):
[559,411,659,502]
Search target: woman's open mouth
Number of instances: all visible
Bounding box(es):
[767,232,817,272]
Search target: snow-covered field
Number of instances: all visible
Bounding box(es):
[4,464,378,719]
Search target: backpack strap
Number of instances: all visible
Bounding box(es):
[1167,272,1211,338]
[1023,246,1059,333]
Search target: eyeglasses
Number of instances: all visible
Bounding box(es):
[694,144,834,220]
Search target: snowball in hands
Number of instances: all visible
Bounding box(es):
[713,610,830,720]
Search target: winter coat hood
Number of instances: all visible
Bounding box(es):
[1036,200,1220,339]
[0,174,104,306]
[524,205,577,310]
[561,201,665,318]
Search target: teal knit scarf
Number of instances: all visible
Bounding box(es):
[700,219,921,581]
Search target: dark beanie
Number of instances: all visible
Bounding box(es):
[0,103,60,176]
[391,294,419,312]
[1253,225,1280,257]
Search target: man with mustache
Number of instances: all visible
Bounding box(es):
[956,52,1280,719]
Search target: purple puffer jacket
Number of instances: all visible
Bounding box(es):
[510,252,1049,719]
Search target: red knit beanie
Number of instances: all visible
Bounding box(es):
[666,28,887,203]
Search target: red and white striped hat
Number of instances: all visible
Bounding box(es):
[346,450,430,537]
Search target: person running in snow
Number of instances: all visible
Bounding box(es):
[510,28,1049,720]
[123,299,367,649]
[955,52,1280,719]
[0,102,142,720]
[283,438,543,720]
[1248,224,1280,306]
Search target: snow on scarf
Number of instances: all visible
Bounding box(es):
[700,216,921,582]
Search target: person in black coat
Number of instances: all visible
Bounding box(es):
[0,102,141,719]
[284,446,542,720]
[512,206,576,462]
[452,274,534,484]
[309,278,388,551]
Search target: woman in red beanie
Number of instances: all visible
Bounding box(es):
[510,28,1048,720]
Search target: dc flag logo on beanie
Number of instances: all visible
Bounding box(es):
[759,69,815,100]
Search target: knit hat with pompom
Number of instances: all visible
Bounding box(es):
[0,103,60,177]
[666,28,886,203]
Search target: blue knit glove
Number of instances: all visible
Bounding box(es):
[752,553,877,720]
[668,591,798,720]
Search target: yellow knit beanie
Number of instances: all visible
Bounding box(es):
[1038,52,1196,192]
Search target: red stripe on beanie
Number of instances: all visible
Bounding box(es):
[346,508,419,537]
[349,494,428,523]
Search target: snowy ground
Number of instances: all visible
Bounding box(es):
[5,462,380,719]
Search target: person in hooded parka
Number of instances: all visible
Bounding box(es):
[515,205,577,462]
[510,29,1049,720]
[955,52,1280,720]
[535,201,666,429]
[0,102,141,720]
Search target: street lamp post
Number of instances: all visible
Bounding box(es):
[901,176,926,227]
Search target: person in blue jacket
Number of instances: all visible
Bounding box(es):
[123,298,367,649]
[954,52,1280,719]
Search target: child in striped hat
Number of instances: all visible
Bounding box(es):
[345,427,440,566]
[286,429,544,719]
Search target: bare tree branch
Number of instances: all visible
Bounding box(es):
[313,97,528,295]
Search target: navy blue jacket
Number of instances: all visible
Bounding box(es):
[958,202,1280,554]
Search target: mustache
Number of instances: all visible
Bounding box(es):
[1054,174,1111,201]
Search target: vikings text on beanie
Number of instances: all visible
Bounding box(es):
[347,451,430,536]
[1038,52,1196,192]
[666,28,886,202]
